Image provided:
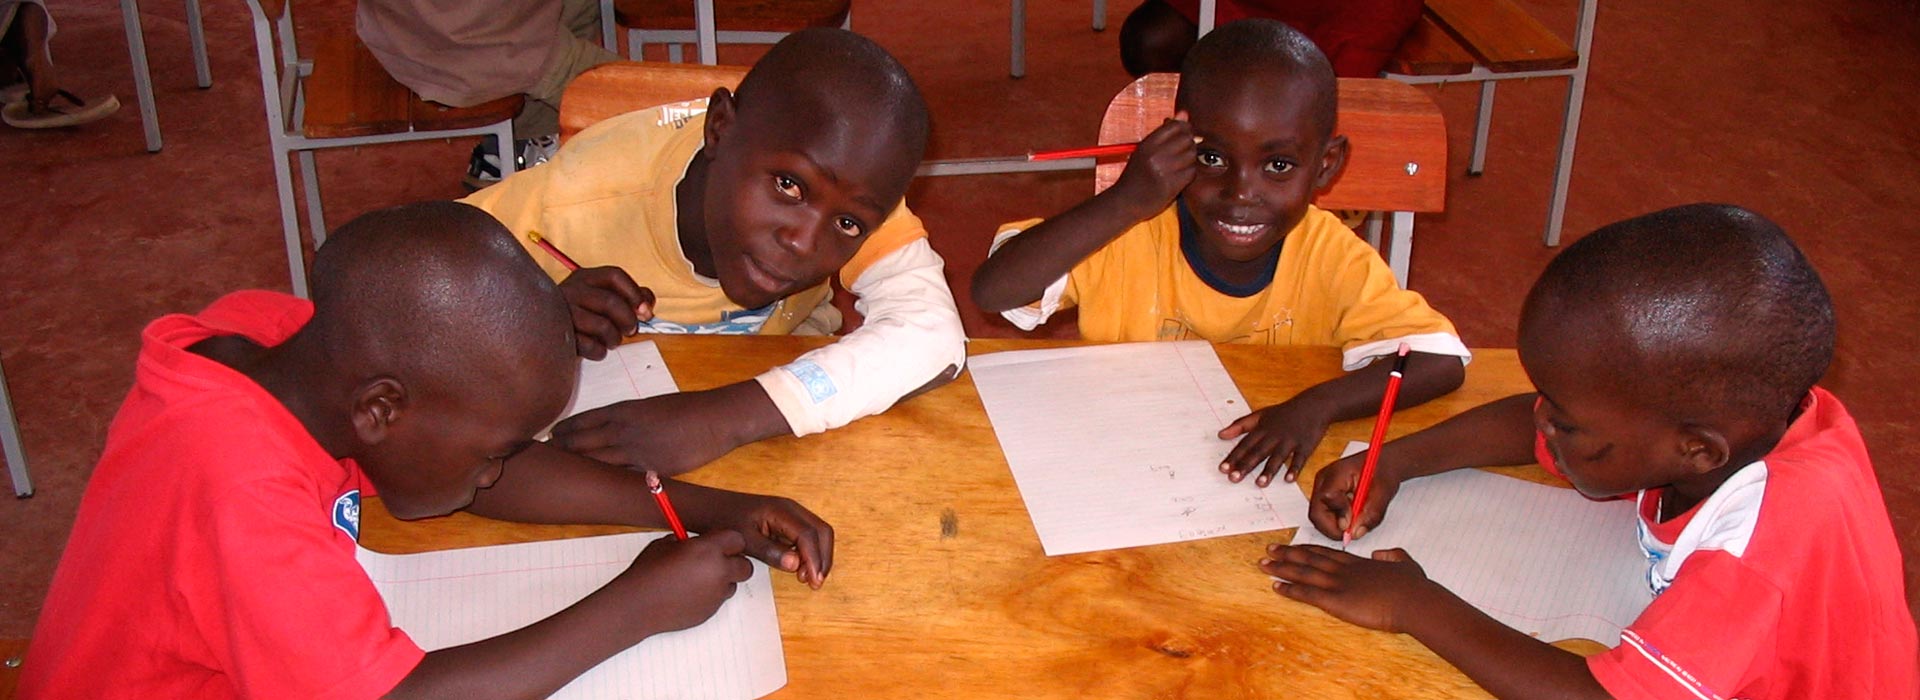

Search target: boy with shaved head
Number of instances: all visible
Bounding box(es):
[20,202,835,699]
[974,19,1468,489]
[1265,204,1917,699]
[464,28,964,476]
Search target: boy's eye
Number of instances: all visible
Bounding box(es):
[774,175,803,200]
[834,216,865,238]
[1196,151,1225,168]
[1264,160,1296,175]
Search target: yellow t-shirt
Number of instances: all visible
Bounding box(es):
[999,204,1466,366]
[462,99,926,335]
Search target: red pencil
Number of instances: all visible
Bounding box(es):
[645,470,689,541]
[1027,142,1138,161]
[526,230,581,271]
[1345,342,1412,549]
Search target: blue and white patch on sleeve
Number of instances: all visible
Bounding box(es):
[333,490,362,541]
[783,360,838,404]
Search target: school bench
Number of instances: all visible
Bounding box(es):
[241,0,525,298]
[1384,0,1597,246]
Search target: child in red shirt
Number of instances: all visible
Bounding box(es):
[1266,204,1918,699]
[20,202,834,699]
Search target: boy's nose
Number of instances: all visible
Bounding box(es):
[774,212,825,257]
[1225,167,1260,202]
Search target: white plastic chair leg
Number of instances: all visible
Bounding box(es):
[185,0,210,88]
[1469,81,1495,176]
[1,356,31,498]
[121,0,163,152]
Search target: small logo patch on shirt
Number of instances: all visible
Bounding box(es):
[333,490,361,541]
[784,360,838,404]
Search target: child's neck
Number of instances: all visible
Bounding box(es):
[1176,198,1284,296]
[676,151,718,279]
[190,333,354,459]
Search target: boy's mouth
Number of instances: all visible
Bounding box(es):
[742,252,797,291]
[1208,219,1272,245]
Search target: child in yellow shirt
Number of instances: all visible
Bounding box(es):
[973,18,1467,488]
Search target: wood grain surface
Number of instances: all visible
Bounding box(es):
[363,336,1597,698]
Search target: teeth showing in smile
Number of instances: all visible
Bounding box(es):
[1216,221,1266,237]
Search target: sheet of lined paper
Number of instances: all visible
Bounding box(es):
[969,341,1311,556]
[566,340,680,417]
[358,532,786,699]
[1291,442,1654,644]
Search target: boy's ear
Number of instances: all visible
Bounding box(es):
[703,87,737,150]
[1676,424,1731,477]
[349,377,407,447]
[1312,134,1350,191]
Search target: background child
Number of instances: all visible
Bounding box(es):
[973,19,1469,489]
[1267,204,1918,699]
[465,28,966,478]
[19,202,835,699]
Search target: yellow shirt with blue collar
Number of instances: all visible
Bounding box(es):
[995,202,1469,369]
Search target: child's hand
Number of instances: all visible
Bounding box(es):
[691,491,837,590]
[558,266,656,360]
[1217,397,1336,487]
[1259,543,1439,633]
[1306,449,1405,540]
[1108,113,1198,217]
[552,393,724,475]
[613,530,753,636]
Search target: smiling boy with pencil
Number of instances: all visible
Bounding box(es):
[973,19,1469,488]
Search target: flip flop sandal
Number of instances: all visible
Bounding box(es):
[2,89,118,128]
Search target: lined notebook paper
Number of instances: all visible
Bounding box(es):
[970,341,1311,556]
[565,340,680,417]
[359,532,787,699]
[1291,442,1654,643]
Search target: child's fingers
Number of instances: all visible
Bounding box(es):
[574,333,609,361]
[1217,413,1257,439]
[1258,555,1338,590]
[551,405,613,438]
[1221,433,1278,482]
[1283,433,1325,484]
[634,287,658,324]
[1254,440,1297,487]
[1372,547,1412,563]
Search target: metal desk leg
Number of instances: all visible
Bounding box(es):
[1,357,32,499]
[694,0,716,64]
[121,0,162,152]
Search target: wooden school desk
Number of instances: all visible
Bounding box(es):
[362,336,1592,698]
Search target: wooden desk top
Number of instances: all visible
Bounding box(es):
[363,336,1567,698]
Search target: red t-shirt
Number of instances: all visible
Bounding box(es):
[19,291,424,699]
[1534,388,1917,699]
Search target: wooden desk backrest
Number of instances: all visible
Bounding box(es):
[1095,74,1448,213]
[559,62,749,143]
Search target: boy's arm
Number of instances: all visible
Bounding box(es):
[387,530,754,700]
[1220,351,1466,487]
[1306,392,1539,538]
[971,117,1198,312]
[469,441,834,585]
[1260,545,1612,700]
[753,236,967,436]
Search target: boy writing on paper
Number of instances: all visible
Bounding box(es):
[1265,204,1918,699]
[463,28,965,477]
[972,19,1468,488]
[19,203,836,700]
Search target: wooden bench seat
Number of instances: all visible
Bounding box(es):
[1409,0,1579,74]
[1387,14,1478,76]
[302,34,524,139]
[614,0,849,32]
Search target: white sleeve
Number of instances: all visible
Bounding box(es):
[1342,332,1473,371]
[987,226,1069,331]
[752,238,967,436]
